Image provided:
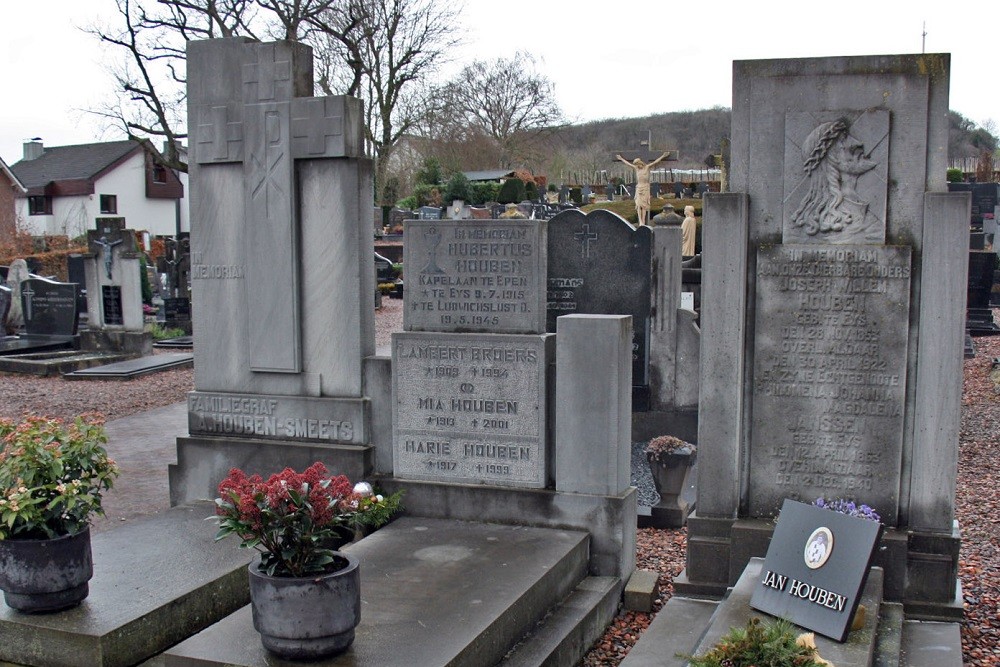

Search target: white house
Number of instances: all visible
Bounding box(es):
[10,139,188,239]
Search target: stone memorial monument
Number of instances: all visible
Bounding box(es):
[169,37,375,502]
[676,54,967,620]
[4,258,30,332]
[19,277,79,338]
[84,219,144,332]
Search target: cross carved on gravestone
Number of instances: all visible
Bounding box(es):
[20,282,34,321]
[575,224,599,259]
[188,39,363,373]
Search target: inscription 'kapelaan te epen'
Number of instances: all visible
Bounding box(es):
[404,220,546,334]
[749,245,911,519]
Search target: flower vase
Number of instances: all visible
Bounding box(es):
[248,552,361,660]
[0,528,93,613]
[646,451,695,528]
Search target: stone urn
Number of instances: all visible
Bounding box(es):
[645,436,696,528]
[0,527,93,613]
[248,552,361,660]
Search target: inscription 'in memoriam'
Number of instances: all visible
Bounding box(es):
[403,220,547,334]
[392,332,551,488]
[749,245,911,521]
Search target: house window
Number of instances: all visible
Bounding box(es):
[152,164,167,184]
[28,196,52,215]
[100,194,118,214]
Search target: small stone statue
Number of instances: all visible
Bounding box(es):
[93,236,125,280]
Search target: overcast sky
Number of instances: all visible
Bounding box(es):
[1,0,996,165]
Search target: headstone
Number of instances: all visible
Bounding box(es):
[966,250,998,335]
[750,500,882,642]
[558,186,569,204]
[374,252,394,283]
[546,208,652,392]
[403,220,547,334]
[389,208,412,228]
[393,218,553,489]
[0,285,11,332]
[67,254,88,316]
[418,205,443,220]
[163,296,192,332]
[680,53,966,617]
[171,37,375,504]
[21,277,80,337]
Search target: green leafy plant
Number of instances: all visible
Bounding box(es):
[0,414,120,540]
[147,323,186,340]
[498,178,526,204]
[213,463,403,577]
[946,167,964,183]
[443,172,471,203]
[684,617,828,667]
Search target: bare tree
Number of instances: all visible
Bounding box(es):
[444,51,563,168]
[313,0,462,207]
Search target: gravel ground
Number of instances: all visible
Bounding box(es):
[0,299,996,665]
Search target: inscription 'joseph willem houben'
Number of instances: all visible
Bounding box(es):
[750,111,910,519]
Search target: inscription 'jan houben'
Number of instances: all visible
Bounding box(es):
[749,244,911,518]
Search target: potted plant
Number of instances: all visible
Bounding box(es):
[0,414,119,613]
[644,435,697,527]
[213,463,401,660]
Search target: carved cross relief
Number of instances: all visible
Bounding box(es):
[190,40,360,373]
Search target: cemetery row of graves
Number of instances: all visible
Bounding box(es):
[0,43,992,667]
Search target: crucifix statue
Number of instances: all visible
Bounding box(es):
[92,235,125,280]
[615,152,671,226]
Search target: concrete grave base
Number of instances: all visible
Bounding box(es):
[163,517,616,667]
[169,436,373,505]
[0,502,252,667]
[676,514,964,621]
[622,558,962,667]
[80,330,153,356]
[0,350,130,376]
[378,478,637,580]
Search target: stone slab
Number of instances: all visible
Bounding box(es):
[403,219,547,334]
[900,620,963,666]
[618,596,718,667]
[163,518,589,667]
[377,479,636,580]
[21,276,79,337]
[499,576,621,667]
[0,502,253,667]
[153,336,194,349]
[750,244,911,519]
[392,332,553,488]
[0,351,130,377]
[694,558,883,667]
[186,390,368,445]
[0,335,75,356]
[63,353,193,379]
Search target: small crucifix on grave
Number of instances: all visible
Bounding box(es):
[92,235,125,280]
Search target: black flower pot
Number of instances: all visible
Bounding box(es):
[248,552,361,660]
[0,528,93,613]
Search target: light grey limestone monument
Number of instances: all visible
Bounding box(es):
[3,259,30,332]
[555,314,632,495]
[676,53,967,620]
[388,218,636,580]
[169,38,375,503]
[84,220,144,332]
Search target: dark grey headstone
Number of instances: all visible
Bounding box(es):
[67,254,88,314]
[750,245,911,520]
[374,252,394,283]
[0,285,10,329]
[750,499,882,642]
[390,208,413,226]
[163,297,192,322]
[21,277,79,337]
[418,206,443,220]
[546,209,652,384]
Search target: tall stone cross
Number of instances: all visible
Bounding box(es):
[188,38,363,373]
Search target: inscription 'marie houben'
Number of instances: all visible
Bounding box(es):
[750,244,911,518]
[392,332,551,488]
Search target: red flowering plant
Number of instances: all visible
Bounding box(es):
[213,463,401,577]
